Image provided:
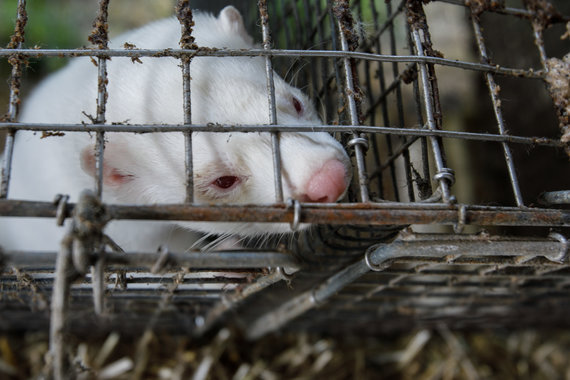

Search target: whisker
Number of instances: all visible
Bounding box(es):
[189,232,214,252]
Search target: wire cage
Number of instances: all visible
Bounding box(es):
[0,0,569,376]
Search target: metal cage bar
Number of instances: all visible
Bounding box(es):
[259,0,285,204]
[0,1,569,366]
[470,11,525,207]
[0,0,27,199]
[0,47,549,77]
[336,2,370,203]
[0,121,564,146]
[386,0,415,202]
[177,0,196,203]
[244,233,569,339]
[410,27,454,203]
[89,0,111,200]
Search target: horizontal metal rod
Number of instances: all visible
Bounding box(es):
[194,268,293,337]
[0,48,544,78]
[433,0,570,22]
[366,235,568,264]
[2,250,300,270]
[538,191,570,205]
[1,199,568,226]
[245,234,568,338]
[0,122,562,147]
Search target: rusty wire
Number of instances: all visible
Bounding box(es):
[0,0,27,199]
[469,6,525,206]
[259,0,286,204]
[176,0,197,203]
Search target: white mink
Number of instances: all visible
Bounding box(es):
[0,6,352,252]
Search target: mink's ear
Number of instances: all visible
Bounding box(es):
[218,5,254,46]
[80,144,136,187]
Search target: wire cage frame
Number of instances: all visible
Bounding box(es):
[0,0,569,376]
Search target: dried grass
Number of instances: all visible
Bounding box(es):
[1,328,570,379]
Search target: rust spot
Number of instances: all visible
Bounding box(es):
[405,0,430,30]
[88,0,110,49]
[332,1,365,124]
[176,0,197,50]
[405,0,445,134]
[40,131,66,139]
[401,65,418,84]
[522,0,565,31]
[4,1,28,122]
[7,1,27,49]
[333,0,359,52]
[544,54,570,156]
[465,0,505,16]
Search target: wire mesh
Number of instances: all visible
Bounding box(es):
[0,0,569,376]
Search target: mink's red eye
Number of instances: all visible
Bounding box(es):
[292,96,303,115]
[213,176,239,189]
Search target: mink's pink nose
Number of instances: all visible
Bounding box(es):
[304,159,349,203]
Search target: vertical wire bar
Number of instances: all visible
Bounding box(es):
[183,66,194,203]
[50,231,73,379]
[0,132,16,199]
[88,0,111,200]
[259,0,285,203]
[371,2,400,200]
[303,0,320,101]
[328,0,347,127]
[315,0,333,124]
[1,0,27,199]
[410,29,453,203]
[471,16,524,207]
[406,22,432,198]
[387,0,415,202]
[336,16,370,203]
[290,0,305,50]
[361,1,385,198]
[94,59,107,199]
[87,0,110,318]
[177,0,195,203]
[91,252,105,314]
[529,20,548,67]
[279,0,292,48]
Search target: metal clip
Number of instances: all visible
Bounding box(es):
[347,136,369,151]
[453,204,467,234]
[276,266,294,282]
[287,198,301,231]
[364,248,385,272]
[53,194,70,226]
[434,168,455,186]
[547,232,568,263]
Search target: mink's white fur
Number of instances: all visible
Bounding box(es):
[0,6,351,252]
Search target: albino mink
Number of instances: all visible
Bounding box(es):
[0,6,352,252]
